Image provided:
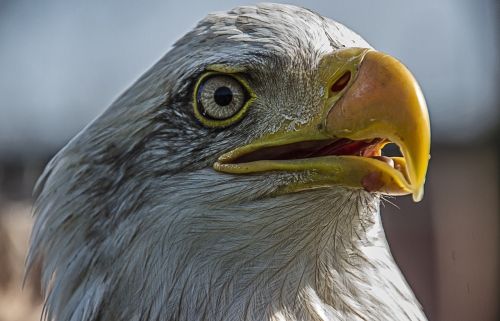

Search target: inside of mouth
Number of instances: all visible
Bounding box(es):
[381,142,403,158]
[229,138,401,167]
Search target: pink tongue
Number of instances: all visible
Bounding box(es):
[370,155,395,168]
[314,138,381,157]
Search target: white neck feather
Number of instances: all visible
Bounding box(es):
[33,170,426,321]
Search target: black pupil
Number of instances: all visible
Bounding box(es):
[213,86,233,106]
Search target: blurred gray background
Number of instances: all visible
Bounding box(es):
[0,1,498,321]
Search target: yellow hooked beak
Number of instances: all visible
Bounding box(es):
[214,48,431,201]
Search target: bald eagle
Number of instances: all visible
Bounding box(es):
[27,3,430,321]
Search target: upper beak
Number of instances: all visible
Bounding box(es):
[326,50,430,200]
[214,48,431,201]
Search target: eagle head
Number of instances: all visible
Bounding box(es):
[27,3,430,321]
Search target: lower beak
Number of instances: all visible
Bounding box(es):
[214,49,431,202]
[325,50,430,200]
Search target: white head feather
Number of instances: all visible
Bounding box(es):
[27,3,427,321]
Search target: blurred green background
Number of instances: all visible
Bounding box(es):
[0,1,498,320]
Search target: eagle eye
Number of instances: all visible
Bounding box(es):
[193,72,254,127]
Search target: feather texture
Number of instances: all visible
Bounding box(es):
[27,3,427,321]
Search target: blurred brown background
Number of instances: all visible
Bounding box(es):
[0,0,498,320]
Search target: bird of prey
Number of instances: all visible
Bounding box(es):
[27,3,430,321]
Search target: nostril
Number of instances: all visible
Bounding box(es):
[330,71,351,93]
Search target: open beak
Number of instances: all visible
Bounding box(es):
[214,49,431,201]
